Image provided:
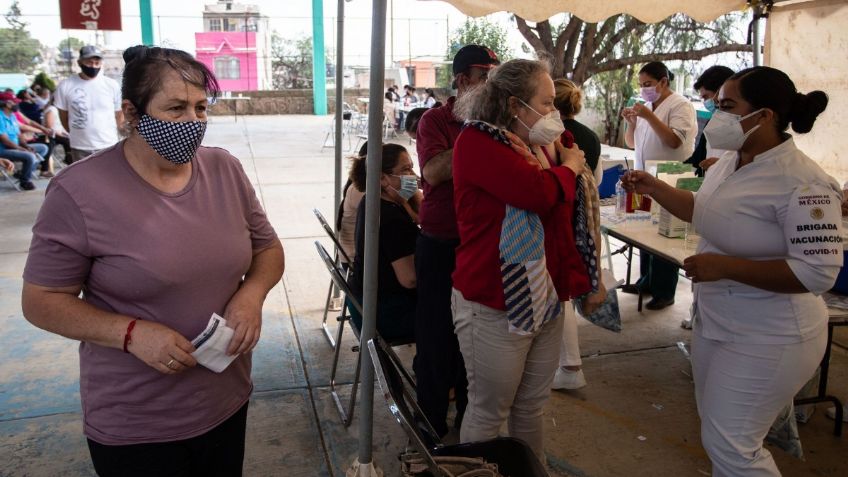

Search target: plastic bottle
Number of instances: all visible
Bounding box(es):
[615,179,626,218]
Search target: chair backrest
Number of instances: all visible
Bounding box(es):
[367,338,445,475]
[313,208,353,265]
[314,241,363,316]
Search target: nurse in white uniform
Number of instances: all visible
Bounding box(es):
[621,61,698,310]
[623,66,841,476]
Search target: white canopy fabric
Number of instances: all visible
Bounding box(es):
[424,0,748,23]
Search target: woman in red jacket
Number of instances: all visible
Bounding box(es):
[451,58,585,459]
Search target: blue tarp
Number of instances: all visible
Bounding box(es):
[0,73,30,92]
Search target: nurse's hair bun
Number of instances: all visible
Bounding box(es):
[789,91,828,134]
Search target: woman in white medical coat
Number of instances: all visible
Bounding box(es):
[623,66,841,477]
[621,61,698,310]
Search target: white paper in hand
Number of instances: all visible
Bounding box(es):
[191,313,239,373]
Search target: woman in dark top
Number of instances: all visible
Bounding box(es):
[554,78,601,173]
[347,143,420,341]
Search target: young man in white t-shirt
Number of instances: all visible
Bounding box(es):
[54,45,123,163]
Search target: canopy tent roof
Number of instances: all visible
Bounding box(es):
[423,0,749,23]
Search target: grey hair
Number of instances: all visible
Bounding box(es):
[454,59,550,128]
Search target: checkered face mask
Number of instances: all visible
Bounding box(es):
[136,114,207,164]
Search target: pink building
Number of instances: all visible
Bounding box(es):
[194,1,271,91]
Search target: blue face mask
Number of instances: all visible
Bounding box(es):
[704,98,717,114]
[390,174,419,200]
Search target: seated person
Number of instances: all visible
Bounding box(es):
[337,142,368,265]
[0,92,46,190]
[346,143,420,341]
[403,107,428,141]
[383,92,398,130]
[13,91,54,177]
[42,97,71,165]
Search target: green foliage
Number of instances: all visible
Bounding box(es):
[271,32,313,89]
[58,37,86,54]
[270,32,332,89]
[32,72,56,91]
[437,18,512,88]
[585,67,637,146]
[516,11,750,144]
[0,1,42,74]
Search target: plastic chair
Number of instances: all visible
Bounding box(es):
[321,113,353,152]
[314,241,415,427]
[367,337,550,477]
[313,208,352,348]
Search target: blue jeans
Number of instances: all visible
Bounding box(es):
[0,144,46,181]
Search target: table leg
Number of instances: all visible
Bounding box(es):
[793,323,844,436]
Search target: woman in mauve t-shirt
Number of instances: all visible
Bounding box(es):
[21,46,284,476]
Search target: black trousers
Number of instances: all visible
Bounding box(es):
[413,233,468,437]
[637,250,679,300]
[87,402,248,477]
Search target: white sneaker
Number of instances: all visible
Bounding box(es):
[825,404,848,422]
[552,367,587,390]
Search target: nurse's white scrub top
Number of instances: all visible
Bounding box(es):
[691,138,843,344]
[633,92,698,171]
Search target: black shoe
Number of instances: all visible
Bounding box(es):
[19,180,35,191]
[620,284,645,295]
[645,297,674,310]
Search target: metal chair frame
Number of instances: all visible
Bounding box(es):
[367,337,549,476]
[314,241,415,427]
[313,208,352,348]
[0,167,22,191]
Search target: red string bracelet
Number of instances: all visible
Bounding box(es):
[123,319,138,353]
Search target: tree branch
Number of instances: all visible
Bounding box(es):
[536,20,555,53]
[593,17,644,63]
[554,16,582,76]
[590,43,753,77]
[562,21,583,76]
[515,16,546,55]
[572,23,598,84]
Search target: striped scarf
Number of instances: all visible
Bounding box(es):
[574,167,601,293]
[464,121,562,334]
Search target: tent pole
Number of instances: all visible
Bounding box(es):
[334,0,345,230]
[753,10,762,66]
[353,0,387,472]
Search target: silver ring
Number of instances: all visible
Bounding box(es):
[166,358,176,369]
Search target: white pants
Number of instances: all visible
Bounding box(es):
[558,302,582,368]
[451,288,563,462]
[692,329,827,477]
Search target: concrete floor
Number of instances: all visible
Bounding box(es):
[0,114,845,476]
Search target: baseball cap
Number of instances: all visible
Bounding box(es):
[79,45,103,60]
[0,91,21,104]
[452,45,500,76]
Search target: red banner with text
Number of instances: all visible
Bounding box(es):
[59,0,122,31]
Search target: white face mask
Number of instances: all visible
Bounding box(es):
[702,109,764,151]
[515,98,565,145]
